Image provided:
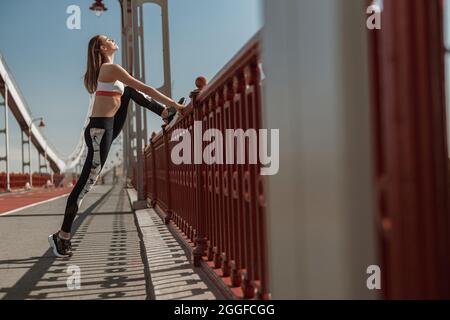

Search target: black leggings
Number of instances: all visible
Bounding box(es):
[61,86,165,233]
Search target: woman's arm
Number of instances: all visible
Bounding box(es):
[106,63,184,111]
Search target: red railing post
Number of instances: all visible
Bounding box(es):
[150,132,158,208]
[230,74,245,290]
[220,83,234,279]
[162,124,173,224]
[192,88,208,266]
[254,61,270,300]
[368,0,450,299]
[143,149,147,199]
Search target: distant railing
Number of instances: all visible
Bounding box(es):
[132,31,269,299]
[0,172,64,191]
[52,173,64,187]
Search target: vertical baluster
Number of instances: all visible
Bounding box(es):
[189,119,195,242]
[162,124,172,224]
[211,94,221,268]
[150,132,157,208]
[238,65,256,299]
[205,99,215,261]
[254,59,270,300]
[231,74,245,288]
[177,122,181,228]
[180,122,185,234]
[243,62,260,299]
[177,122,181,229]
[180,121,185,233]
[213,90,225,270]
[222,83,233,277]
[192,86,208,266]
[143,149,147,199]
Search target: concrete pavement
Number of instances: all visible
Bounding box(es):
[0,180,148,299]
[0,174,224,300]
[127,189,223,300]
[0,187,73,214]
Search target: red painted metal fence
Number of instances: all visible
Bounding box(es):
[0,172,64,191]
[53,173,64,187]
[368,0,450,299]
[133,32,269,299]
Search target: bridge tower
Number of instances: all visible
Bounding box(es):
[0,82,10,192]
[119,0,172,208]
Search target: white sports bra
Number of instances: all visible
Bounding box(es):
[95,80,125,96]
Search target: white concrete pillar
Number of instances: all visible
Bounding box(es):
[262,0,378,299]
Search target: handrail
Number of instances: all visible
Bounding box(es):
[197,29,262,101]
[146,29,263,145]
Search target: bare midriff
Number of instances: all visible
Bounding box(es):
[90,95,122,117]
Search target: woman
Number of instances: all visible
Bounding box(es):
[48,34,185,257]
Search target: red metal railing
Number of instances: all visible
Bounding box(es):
[53,173,64,187]
[133,31,269,299]
[367,0,450,298]
[0,172,63,191]
[31,173,52,187]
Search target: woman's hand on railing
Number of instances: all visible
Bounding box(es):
[173,97,187,115]
[173,102,186,114]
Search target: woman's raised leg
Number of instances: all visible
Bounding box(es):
[111,86,172,141]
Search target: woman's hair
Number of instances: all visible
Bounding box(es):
[83,35,106,94]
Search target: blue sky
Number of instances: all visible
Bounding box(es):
[0,0,262,172]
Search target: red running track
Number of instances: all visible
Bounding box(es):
[0,187,73,214]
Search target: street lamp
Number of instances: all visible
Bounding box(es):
[89,0,108,17]
[28,117,45,187]
[44,143,48,172]
[44,142,53,185]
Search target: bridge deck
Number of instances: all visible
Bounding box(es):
[0,178,221,300]
[0,187,73,215]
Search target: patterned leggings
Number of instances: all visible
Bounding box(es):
[60,86,165,233]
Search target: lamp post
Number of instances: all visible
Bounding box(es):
[28,117,45,187]
[1,83,10,192]
[89,0,108,17]
[44,142,53,185]
[44,143,48,172]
